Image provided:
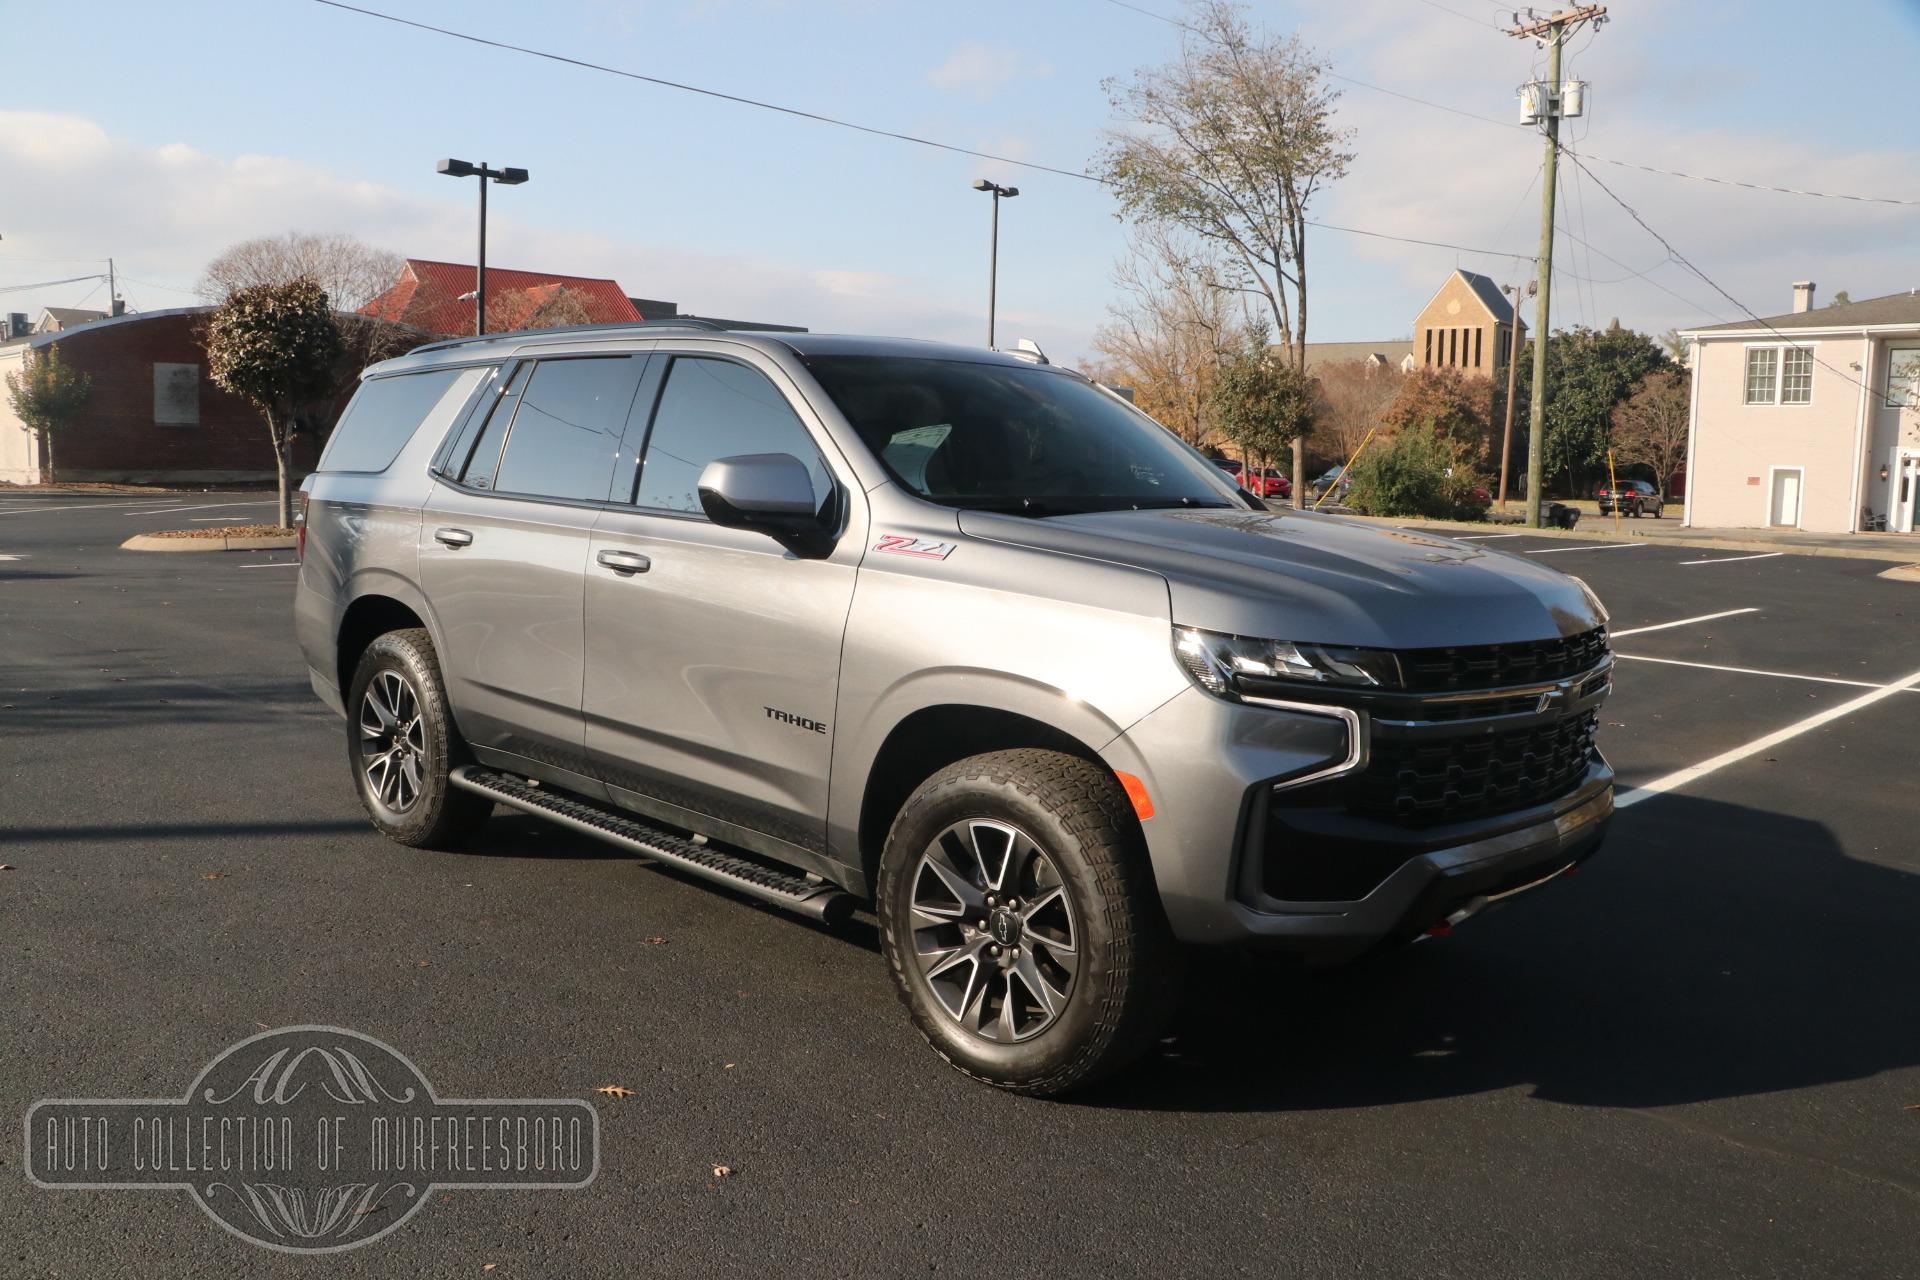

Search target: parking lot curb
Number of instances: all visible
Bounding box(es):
[1330,514,1920,564]
[120,533,297,553]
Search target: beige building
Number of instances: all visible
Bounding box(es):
[1678,284,1920,535]
[1414,270,1526,376]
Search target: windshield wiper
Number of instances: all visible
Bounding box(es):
[1118,497,1237,512]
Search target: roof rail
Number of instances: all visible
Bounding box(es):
[407,317,730,356]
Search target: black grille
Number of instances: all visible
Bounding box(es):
[1353,711,1599,825]
[1396,628,1609,692]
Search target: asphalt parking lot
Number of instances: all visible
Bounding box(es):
[3,491,1918,1279]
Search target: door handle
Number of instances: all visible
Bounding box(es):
[596,549,652,575]
[433,527,473,549]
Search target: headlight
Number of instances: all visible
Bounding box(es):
[1173,627,1402,699]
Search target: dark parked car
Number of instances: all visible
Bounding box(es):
[1598,480,1664,518]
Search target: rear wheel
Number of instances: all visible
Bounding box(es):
[345,628,491,849]
[877,749,1181,1096]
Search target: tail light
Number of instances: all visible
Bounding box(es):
[295,489,309,562]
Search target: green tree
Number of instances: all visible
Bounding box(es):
[204,278,345,529]
[1515,323,1670,495]
[1209,325,1316,483]
[4,344,91,486]
[1345,422,1487,520]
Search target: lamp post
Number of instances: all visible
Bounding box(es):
[437,159,530,336]
[971,179,1018,348]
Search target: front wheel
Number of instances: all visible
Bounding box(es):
[877,749,1181,1096]
[345,628,491,849]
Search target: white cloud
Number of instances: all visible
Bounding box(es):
[925,41,1051,101]
[0,110,1071,348]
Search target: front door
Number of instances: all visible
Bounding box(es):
[1894,450,1920,534]
[583,351,863,865]
[1769,468,1803,528]
[418,353,646,776]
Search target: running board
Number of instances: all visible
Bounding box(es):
[449,766,857,925]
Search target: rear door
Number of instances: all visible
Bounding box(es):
[419,352,646,779]
[582,348,864,863]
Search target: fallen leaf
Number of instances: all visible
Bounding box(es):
[595,1084,635,1098]
[201,872,225,881]
[723,1063,735,1070]
[0,865,14,872]
[1904,1103,1920,1111]
[643,936,668,946]
[417,959,430,968]
[484,1266,497,1273]
[712,1165,733,1179]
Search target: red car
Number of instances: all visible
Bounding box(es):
[1244,467,1293,500]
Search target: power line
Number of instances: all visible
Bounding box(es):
[1570,149,1920,208]
[1411,0,1510,32]
[0,274,106,295]
[1564,150,1880,397]
[309,0,1096,183]
[311,0,1537,262]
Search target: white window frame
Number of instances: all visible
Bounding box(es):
[1742,342,1814,407]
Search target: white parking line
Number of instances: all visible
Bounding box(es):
[1613,652,1920,692]
[1454,533,1527,540]
[1611,608,1759,638]
[237,561,300,569]
[1524,543,1644,555]
[0,501,177,516]
[126,501,275,517]
[1615,665,1920,809]
[1678,552,1786,565]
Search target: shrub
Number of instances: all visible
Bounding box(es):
[1345,424,1489,520]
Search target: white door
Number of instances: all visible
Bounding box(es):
[1894,450,1920,534]
[1769,468,1802,528]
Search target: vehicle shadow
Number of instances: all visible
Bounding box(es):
[1080,793,1920,1113]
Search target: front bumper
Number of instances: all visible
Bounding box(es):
[1104,675,1612,962]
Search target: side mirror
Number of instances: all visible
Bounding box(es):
[697,453,828,537]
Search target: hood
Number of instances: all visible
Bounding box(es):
[957,507,1603,649]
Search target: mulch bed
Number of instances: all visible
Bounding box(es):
[144,525,294,539]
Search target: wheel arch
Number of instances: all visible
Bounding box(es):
[852,702,1128,890]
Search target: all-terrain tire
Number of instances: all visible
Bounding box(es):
[877,749,1182,1096]
[345,628,491,849]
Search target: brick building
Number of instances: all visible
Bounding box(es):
[1413,269,1526,376]
[0,307,320,485]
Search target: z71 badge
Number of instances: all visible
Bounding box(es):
[872,535,956,561]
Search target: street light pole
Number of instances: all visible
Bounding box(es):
[971,179,1018,348]
[437,159,531,336]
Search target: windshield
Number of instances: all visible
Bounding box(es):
[804,355,1246,515]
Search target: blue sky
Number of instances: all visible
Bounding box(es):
[4,0,1918,362]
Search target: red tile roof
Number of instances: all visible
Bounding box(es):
[360,258,641,336]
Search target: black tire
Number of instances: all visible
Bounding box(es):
[877,749,1181,1096]
[344,628,491,849]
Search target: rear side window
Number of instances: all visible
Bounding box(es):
[633,357,827,515]
[321,367,483,474]
[491,357,640,502]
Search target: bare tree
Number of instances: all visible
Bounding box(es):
[1095,0,1351,372]
[1311,360,1403,464]
[1087,227,1245,449]
[198,232,401,313]
[1610,367,1690,499]
[485,285,597,334]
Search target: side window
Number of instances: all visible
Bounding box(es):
[320,367,483,474]
[489,357,639,502]
[450,363,529,488]
[633,357,828,515]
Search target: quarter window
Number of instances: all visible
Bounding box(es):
[490,357,639,502]
[632,357,827,515]
[321,367,483,474]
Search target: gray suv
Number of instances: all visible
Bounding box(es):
[295,322,1614,1095]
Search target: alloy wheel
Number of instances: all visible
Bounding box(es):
[907,819,1079,1043]
[359,670,428,813]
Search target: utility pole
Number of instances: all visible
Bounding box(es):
[1497,280,1531,508]
[1510,5,1604,526]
